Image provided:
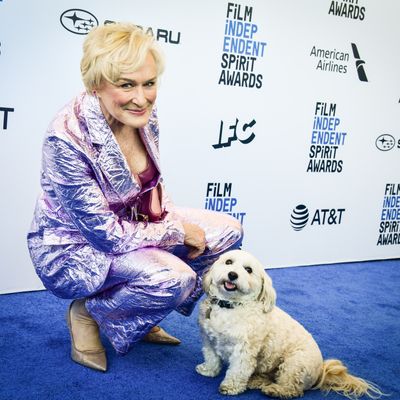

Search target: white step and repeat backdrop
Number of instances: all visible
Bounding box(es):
[1,0,399,294]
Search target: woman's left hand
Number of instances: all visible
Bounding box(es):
[182,222,206,259]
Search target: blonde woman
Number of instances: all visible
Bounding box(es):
[27,23,242,372]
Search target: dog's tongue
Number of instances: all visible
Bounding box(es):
[224,281,236,290]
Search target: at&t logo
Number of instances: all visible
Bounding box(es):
[60,9,98,35]
[1,107,14,130]
[290,205,309,231]
[290,204,345,231]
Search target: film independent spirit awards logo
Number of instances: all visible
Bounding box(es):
[60,9,99,35]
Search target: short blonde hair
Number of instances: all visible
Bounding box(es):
[81,22,165,92]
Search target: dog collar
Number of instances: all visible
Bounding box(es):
[210,297,242,309]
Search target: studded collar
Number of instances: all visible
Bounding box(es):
[210,297,242,309]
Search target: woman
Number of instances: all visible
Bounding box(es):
[27,23,243,372]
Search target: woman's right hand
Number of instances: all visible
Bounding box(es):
[182,222,206,259]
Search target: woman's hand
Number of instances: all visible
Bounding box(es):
[182,222,206,259]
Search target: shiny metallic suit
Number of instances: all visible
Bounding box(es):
[27,93,243,354]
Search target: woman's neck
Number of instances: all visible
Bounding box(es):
[113,124,139,140]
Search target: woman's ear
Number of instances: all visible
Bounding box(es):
[257,271,276,313]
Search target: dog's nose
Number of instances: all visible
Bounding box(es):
[228,271,238,281]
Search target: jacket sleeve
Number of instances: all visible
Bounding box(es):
[43,135,185,254]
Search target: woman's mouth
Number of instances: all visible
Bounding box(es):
[126,108,147,116]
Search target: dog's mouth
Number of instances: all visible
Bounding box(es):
[223,281,237,291]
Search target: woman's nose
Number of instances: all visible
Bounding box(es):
[132,86,146,106]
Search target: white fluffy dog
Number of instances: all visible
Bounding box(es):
[196,250,381,398]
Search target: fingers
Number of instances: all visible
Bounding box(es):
[187,249,201,260]
[187,243,206,259]
[182,222,206,259]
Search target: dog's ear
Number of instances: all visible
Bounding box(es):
[202,268,212,294]
[257,271,276,313]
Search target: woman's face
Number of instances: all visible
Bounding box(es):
[96,53,158,130]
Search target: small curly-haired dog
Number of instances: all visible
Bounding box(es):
[196,250,382,398]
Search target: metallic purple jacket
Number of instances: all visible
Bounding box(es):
[27,92,185,298]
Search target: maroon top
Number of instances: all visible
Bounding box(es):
[138,154,157,187]
[137,154,162,221]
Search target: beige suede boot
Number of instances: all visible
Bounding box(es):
[66,299,107,372]
[142,326,181,345]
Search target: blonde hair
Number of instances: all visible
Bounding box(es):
[81,22,165,92]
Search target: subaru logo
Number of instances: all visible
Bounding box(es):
[60,9,98,35]
[375,134,395,151]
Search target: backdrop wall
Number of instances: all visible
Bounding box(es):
[1,0,399,294]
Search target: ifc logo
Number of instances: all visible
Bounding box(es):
[290,205,309,231]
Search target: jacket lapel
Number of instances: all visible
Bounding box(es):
[83,93,141,203]
[139,118,161,174]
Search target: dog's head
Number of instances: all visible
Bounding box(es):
[203,250,276,313]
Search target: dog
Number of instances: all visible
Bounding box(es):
[196,250,382,398]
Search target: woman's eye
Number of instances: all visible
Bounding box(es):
[244,266,252,274]
[145,81,156,87]
[225,259,233,265]
[120,83,133,89]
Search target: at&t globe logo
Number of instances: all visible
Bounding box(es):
[290,205,309,231]
[60,9,98,35]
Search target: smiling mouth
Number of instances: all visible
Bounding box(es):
[223,281,237,291]
[127,108,147,115]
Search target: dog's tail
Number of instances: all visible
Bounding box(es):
[313,359,384,399]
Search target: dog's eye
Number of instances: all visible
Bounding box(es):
[225,259,233,265]
[244,266,253,274]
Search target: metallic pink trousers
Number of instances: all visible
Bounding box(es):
[85,208,243,354]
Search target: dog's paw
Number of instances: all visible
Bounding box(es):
[195,363,221,377]
[219,380,246,395]
[247,374,273,389]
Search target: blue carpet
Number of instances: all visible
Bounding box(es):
[0,259,399,400]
